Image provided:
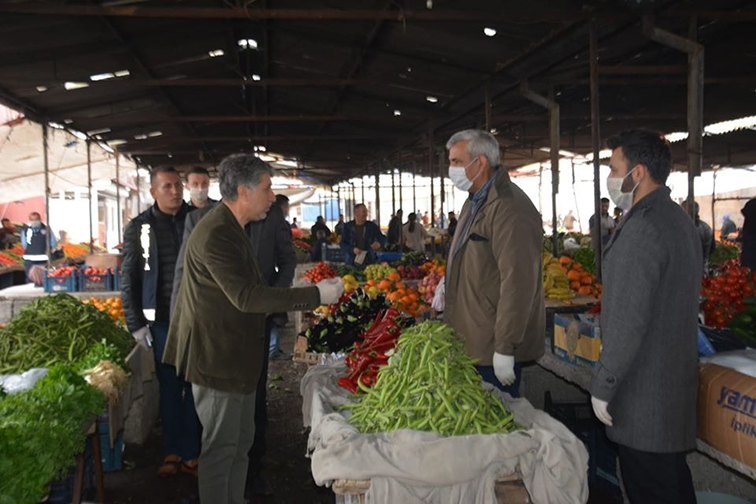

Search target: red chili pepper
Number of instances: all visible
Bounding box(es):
[337,377,359,394]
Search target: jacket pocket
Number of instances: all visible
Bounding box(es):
[469,233,489,242]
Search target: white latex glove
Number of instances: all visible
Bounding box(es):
[431,277,445,312]
[591,396,613,426]
[493,353,516,386]
[131,326,153,350]
[315,278,344,305]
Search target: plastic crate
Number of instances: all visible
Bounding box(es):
[79,267,114,292]
[377,252,402,262]
[112,268,121,291]
[323,244,344,262]
[44,269,78,293]
[98,419,124,472]
[544,392,621,498]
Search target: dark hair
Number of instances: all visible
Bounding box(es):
[408,212,417,233]
[150,166,179,185]
[1,218,9,223]
[29,212,41,220]
[187,166,210,179]
[600,197,610,204]
[275,194,289,206]
[606,129,672,184]
[354,203,366,211]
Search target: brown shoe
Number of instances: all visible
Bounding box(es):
[157,454,182,478]
[180,459,199,478]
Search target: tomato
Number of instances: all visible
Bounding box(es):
[744,285,755,296]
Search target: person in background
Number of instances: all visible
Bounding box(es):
[335,214,345,236]
[443,129,544,398]
[721,214,737,240]
[386,209,403,248]
[402,212,428,254]
[163,153,343,504]
[186,166,215,209]
[309,216,331,262]
[590,130,700,503]
[340,204,385,266]
[740,198,756,270]
[422,211,430,227]
[290,217,298,229]
[447,211,458,239]
[21,212,57,282]
[613,207,624,226]
[121,166,199,478]
[589,197,616,257]
[0,218,16,250]
[682,200,714,267]
[563,210,577,232]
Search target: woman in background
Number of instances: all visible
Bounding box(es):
[402,213,428,254]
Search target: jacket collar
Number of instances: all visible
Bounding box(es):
[150,201,190,221]
[603,186,670,256]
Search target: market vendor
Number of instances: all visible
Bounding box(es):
[0,218,17,250]
[340,203,385,266]
[589,129,701,503]
[164,153,343,504]
[443,129,544,397]
[20,212,57,282]
[120,166,200,478]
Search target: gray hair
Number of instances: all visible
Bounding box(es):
[218,154,274,201]
[445,129,501,168]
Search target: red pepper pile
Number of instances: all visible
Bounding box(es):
[338,308,402,394]
[303,261,338,283]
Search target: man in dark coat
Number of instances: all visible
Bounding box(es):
[590,130,702,503]
[386,209,403,248]
[340,204,385,266]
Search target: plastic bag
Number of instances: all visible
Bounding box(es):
[431,277,445,312]
[0,368,48,394]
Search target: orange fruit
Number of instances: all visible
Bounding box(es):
[378,280,391,291]
[580,275,593,285]
[569,281,581,291]
[567,270,582,281]
[578,286,592,296]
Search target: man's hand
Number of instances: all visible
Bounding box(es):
[131,326,153,350]
[353,247,363,255]
[493,353,516,386]
[591,396,613,426]
[370,241,381,252]
[315,278,345,305]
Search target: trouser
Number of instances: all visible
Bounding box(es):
[249,318,272,475]
[193,384,257,504]
[24,259,46,283]
[475,363,524,398]
[151,321,200,460]
[268,321,281,357]
[618,444,697,504]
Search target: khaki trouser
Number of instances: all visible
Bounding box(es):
[192,384,256,504]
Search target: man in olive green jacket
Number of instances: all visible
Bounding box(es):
[164,154,343,504]
[444,130,545,398]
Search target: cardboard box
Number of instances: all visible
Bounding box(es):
[85,253,123,270]
[698,363,756,470]
[553,314,601,368]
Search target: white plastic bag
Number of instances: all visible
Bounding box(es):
[431,277,445,312]
[0,368,48,394]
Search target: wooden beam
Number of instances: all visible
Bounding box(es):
[598,64,686,75]
[66,114,416,127]
[116,134,404,146]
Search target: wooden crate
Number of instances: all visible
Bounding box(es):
[293,335,324,365]
[332,473,531,504]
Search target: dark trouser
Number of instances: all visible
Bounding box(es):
[151,321,201,460]
[24,259,46,283]
[618,444,697,504]
[248,318,272,475]
[475,363,524,398]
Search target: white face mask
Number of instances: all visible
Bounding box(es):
[606,167,639,211]
[449,158,481,192]
[190,187,209,203]
[29,220,41,228]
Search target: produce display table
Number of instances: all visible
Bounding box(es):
[544,294,596,310]
[0,264,24,289]
[536,339,756,483]
[0,286,120,324]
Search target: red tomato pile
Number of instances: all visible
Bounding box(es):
[47,266,78,278]
[303,261,338,283]
[701,259,755,328]
[83,267,109,282]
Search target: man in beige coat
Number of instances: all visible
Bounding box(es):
[164,154,343,504]
[444,130,544,397]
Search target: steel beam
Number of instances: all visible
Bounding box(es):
[589,19,602,279]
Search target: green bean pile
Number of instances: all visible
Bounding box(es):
[0,294,133,374]
[345,321,520,436]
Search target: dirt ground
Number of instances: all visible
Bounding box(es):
[104,324,335,504]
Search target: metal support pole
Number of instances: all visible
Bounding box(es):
[413,163,417,212]
[115,149,122,243]
[711,166,717,231]
[336,185,341,221]
[374,168,381,228]
[438,149,446,227]
[589,19,603,279]
[391,168,397,215]
[485,85,492,131]
[361,177,366,204]
[643,15,703,220]
[428,123,435,228]
[43,123,51,268]
[398,168,403,213]
[87,140,94,252]
[520,80,559,257]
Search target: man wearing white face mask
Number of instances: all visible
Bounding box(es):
[186,166,216,209]
[21,212,57,282]
[590,130,701,503]
[443,129,544,398]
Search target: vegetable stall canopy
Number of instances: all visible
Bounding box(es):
[0,118,136,204]
[0,1,755,184]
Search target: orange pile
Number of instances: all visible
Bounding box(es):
[365,271,427,318]
[559,256,602,299]
[83,296,125,324]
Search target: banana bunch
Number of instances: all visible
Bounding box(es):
[542,252,575,301]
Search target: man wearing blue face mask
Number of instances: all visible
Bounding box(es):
[590,129,701,503]
[442,129,544,398]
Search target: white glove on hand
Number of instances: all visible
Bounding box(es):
[431,277,445,312]
[493,353,516,386]
[316,278,344,305]
[131,326,152,350]
[591,396,613,426]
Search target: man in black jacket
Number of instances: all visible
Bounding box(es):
[171,192,296,496]
[121,166,199,478]
[386,209,403,249]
